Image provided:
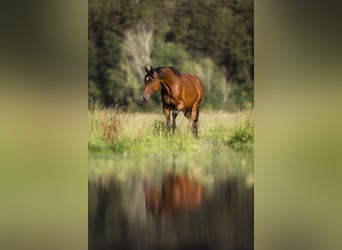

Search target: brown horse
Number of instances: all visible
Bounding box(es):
[143,173,204,217]
[141,66,204,137]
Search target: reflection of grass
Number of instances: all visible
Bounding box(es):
[88,151,254,187]
[88,101,253,153]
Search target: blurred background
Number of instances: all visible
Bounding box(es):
[88,0,254,111]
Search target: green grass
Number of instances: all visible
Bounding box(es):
[88,102,254,186]
[88,102,254,154]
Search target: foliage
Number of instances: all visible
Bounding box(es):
[225,0,254,83]
[88,0,254,110]
[228,81,254,110]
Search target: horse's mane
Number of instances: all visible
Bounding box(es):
[156,66,181,79]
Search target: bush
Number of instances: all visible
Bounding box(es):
[228,81,254,110]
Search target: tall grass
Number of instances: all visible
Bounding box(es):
[88,100,123,150]
[88,101,254,153]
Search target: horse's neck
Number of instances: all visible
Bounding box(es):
[160,80,172,95]
[160,71,178,95]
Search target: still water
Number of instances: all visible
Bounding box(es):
[89,151,253,250]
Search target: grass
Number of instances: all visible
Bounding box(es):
[88,102,254,186]
[88,102,254,154]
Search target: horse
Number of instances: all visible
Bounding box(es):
[141,66,204,137]
[143,173,204,217]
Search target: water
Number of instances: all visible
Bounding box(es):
[89,151,254,250]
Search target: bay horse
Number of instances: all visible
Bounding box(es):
[141,66,204,137]
[143,173,204,217]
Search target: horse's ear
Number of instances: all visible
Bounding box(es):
[145,66,149,73]
[150,66,154,72]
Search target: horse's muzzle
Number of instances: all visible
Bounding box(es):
[141,95,149,103]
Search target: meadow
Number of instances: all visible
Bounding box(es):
[88,103,254,184]
[88,103,254,154]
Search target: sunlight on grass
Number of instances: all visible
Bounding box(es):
[88,101,254,154]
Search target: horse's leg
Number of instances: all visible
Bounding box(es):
[193,108,200,137]
[183,109,191,133]
[188,106,200,138]
[172,110,178,133]
[163,106,171,130]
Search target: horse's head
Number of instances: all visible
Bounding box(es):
[141,66,161,103]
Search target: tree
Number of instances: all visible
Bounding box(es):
[88,0,254,109]
[224,0,254,83]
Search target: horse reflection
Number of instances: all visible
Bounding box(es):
[143,173,204,217]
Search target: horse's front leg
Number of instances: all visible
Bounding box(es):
[171,110,178,133]
[163,106,171,130]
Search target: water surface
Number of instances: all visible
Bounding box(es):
[89,151,253,250]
